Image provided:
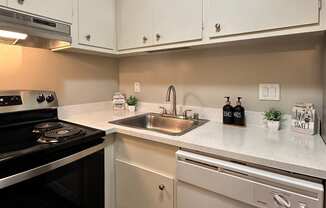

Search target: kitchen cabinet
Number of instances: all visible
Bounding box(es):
[153,0,203,46]
[0,0,7,6]
[207,0,321,39]
[7,0,72,23]
[117,0,203,50]
[114,134,177,208]
[78,0,115,50]
[117,0,153,50]
[116,160,174,208]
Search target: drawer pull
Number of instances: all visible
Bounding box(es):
[215,23,221,32]
[158,184,165,191]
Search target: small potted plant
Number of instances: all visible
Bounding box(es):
[263,109,282,130]
[126,96,138,112]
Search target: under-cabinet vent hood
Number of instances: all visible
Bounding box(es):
[0,8,71,50]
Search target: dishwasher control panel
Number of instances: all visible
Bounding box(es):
[253,183,321,208]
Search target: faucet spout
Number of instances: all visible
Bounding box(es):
[166,85,177,117]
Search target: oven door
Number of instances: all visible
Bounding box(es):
[0,143,104,208]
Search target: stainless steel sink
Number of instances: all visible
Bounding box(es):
[110,113,208,136]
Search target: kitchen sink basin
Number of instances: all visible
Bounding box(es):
[110,113,208,136]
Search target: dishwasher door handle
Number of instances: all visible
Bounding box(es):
[176,150,324,194]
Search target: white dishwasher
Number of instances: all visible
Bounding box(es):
[176,150,324,208]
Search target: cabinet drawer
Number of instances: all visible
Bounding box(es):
[116,160,174,208]
[7,0,72,23]
[115,134,177,177]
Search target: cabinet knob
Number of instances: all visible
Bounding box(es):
[142,36,148,43]
[17,0,24,5]
[158,184,165,191]
[215,23,221,32]
[156,33,161,41]
[85,34,91,41]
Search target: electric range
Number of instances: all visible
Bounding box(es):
[0,90,105,208]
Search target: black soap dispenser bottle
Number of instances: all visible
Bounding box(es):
[223,96,234,124]
[234,97,245,126]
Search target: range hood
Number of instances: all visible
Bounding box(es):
[0,8,71,50]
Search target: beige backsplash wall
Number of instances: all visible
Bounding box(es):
[119,35,323,114]
[0,44,118,106]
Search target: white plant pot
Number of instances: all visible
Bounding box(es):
[267,120,280,131]
[128,105,136,112]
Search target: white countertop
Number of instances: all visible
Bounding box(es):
[59,102,326,179]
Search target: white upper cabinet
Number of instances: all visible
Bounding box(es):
[117,0,203,50]
[78,0,115,50]
[0,0,7,6]
[7,0,72,23]
[117,0,153,50]
[153,0,202,46]
[208,0,320,38]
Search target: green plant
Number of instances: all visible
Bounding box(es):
[127,96,138,106]
[264,109,283,121]
[263,109,282,121]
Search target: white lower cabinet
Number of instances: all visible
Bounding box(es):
[208,0,321,38]
[116,160,174,208]
[114,134,177,208]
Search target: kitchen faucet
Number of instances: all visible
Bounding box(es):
[166,85,177,117]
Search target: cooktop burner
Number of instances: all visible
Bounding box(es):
[35,122,86,144]
[34,122,64,131]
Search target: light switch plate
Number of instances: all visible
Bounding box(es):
[259,83,280,101]
[134,82,141,93]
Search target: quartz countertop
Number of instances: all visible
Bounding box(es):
[59,102,326,179]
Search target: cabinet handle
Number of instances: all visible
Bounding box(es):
[215,23,221,32]
[156,33,161,41]
[158,184,165,191]
[142,36,148,43]
[17,0,24,5]
[85,34,91,41]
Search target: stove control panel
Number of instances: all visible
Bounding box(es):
[0,90,58,113]
[0,96,23,106]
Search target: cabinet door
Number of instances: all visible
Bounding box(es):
[153,0,203,45]
[78,0,115,50]
[208,0,320,38]
[117,0,153,50]
[116,160,174,208]
[7,0,72,23]
[0,0,7,6]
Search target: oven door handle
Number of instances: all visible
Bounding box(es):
[0,142,106,189]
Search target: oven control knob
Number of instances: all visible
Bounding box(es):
[46,94,55,103]
[36,94,45,103]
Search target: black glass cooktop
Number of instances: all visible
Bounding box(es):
[0,109,105,164]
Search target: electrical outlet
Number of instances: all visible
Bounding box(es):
[134,82,141,93]
[259,83,280,101]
